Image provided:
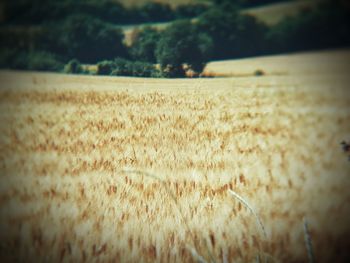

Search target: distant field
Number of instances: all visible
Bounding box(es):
[0,49,350,262]
[204,49,350,77]
[242,0,321,25]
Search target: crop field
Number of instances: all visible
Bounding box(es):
[204,49,350,77]
[242,0,321,26]
[0,50,350,262]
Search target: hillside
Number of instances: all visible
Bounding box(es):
[0,49,349,262]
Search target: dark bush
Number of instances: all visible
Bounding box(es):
[64,59,84,74]
[97,60,117,75]
[254,69,265,76]
[159,64,187,78]
[131,61,160,77]
[111,59,162,78]
[97,58,161,78]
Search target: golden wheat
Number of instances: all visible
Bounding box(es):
[0,50,350,263]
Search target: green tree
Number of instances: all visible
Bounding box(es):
[51,15,128,63]
[130,27,161,63]
[197,3,267,60]
[265,0,350,54]
[155,20,213,78]
[131,61,160,77]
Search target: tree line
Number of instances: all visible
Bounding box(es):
[0,0,349,78]
[2,0,209,25]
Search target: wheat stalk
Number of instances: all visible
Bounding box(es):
[186,245,208,263]
[303,217,315,263]
[222,249,228,263]
[228,189,267,239]
[228,189,268,263]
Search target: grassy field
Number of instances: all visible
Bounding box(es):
[0,49,350,262]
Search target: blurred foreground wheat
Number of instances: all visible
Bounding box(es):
[0,50,350,262]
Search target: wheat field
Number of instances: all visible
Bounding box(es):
[0,50,350,262]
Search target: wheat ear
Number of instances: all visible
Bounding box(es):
[120,169,215,263]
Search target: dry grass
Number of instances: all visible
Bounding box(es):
[0,50,350,262]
